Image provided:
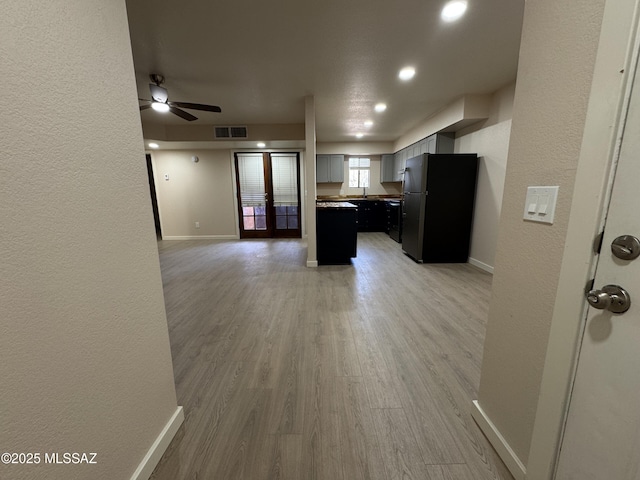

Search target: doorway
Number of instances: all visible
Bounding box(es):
[234,152,301,239]
[145,154,162,239]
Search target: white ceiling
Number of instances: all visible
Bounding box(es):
[125,0,524,143]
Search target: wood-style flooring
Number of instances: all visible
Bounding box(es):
[150,233,513,480]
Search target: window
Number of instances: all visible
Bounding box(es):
[349,157,370,188]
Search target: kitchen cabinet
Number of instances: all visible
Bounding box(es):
[380,154,396,183]
[386,200,402,242]
[351,200,387,232]
[316,202,357,264]
[316,154,344,183]
[425,132,454,155]
[389,133,456,182]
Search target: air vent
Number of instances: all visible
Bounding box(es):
[214,126,248,139]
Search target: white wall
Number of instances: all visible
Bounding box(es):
[1,2,180,479]
[456,83,515,272]
[476,0,607,470]
[151,150,238,239]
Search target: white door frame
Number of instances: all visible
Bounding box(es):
[526,0,640,477]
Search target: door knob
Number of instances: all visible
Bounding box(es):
[586,284,631,313]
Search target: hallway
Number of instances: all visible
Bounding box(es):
[151,233,512,479]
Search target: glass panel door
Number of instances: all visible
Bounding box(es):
[236,153,273,238]
[271,153,301,237]
[234,152,301,239]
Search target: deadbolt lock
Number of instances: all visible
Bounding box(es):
[611,235,640,260]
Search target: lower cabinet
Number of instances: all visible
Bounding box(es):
[351,200,387,232]
[317,206,357,264]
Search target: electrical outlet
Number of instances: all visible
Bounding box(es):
[195,222,200,229]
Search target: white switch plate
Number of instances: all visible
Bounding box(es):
[523,186,559,224]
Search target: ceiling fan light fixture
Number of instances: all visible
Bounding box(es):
[151,102,170,113]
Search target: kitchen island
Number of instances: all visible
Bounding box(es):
[316,202,358,265]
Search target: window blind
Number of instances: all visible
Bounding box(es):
[271,153,298,205]
[237,153,265,206]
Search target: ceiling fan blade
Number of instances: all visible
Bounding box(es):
[140,104,152,111]
[169,106,198,121]
[169,101,222,113]
[149,84,168,103]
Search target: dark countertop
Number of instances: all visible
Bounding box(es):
[316,201,358,209]
[317,196,402,202]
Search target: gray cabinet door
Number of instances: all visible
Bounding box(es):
[435,133,455,153]
[329,155,344,182]
[380,154,396,182]
[316,155,330,183]
[393,153,402,182]
[426,135,436,154]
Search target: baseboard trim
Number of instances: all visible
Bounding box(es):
[130,406,184,480]
[306,260,318,267]
[468,257,494,274]
[162,235,238,241]
[471,400,526,480]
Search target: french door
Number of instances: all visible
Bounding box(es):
[235,152,301,239]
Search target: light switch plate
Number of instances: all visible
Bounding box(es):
[523,186,559,224]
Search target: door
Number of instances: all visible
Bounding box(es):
[555,41,640,478]
[145,154,162,239]
[401,192,425,261]
[403,154,426,194]
[235,152,301,239]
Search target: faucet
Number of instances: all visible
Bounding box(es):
[363,186,367,198]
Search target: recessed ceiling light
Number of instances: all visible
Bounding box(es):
[355,133,364,139]
[441,0,467,22]
[148,142,159,149]
[257,142,266,148]
[398,67,416,81]
[374,103,387,113]
[364,120,373,127]
[151,102,170,113]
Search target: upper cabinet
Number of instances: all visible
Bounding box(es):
[317,154,344,183]
[387,133,456,182]
[380,154,396,183]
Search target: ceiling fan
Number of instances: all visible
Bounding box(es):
[139,74,222,121]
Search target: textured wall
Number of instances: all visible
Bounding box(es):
[0,1,179,479]
[151,150,238,238]
[476,0,606,465]
[456,83,515,271]
[456,121,511,271]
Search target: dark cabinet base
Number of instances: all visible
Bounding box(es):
[316,208,357,265]
[351,200,387,232]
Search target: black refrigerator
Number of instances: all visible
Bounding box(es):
[402,153,478,263]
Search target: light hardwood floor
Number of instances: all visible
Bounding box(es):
[150,233,513,480]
